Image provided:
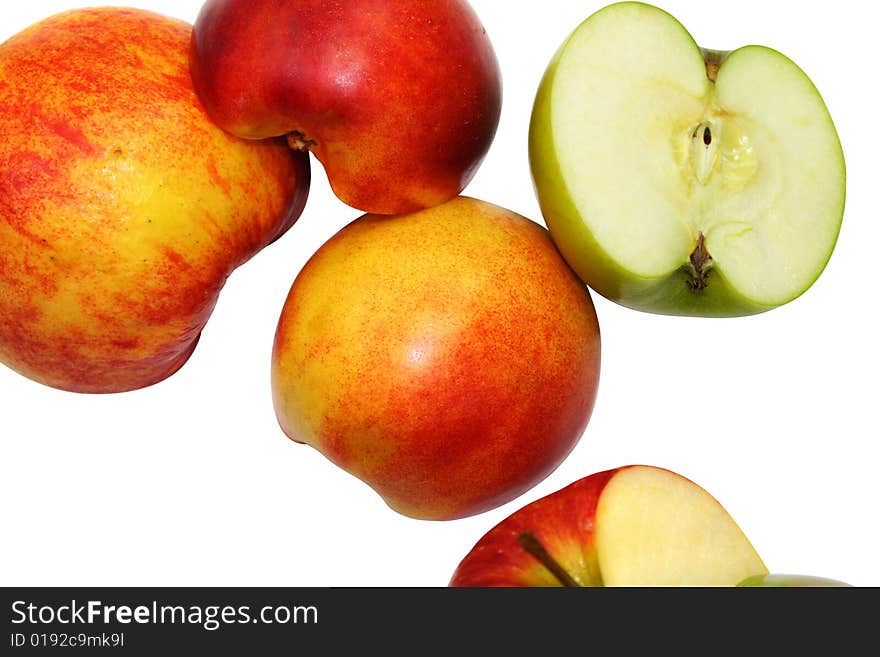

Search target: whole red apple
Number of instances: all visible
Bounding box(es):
[0,8,309,393]
[271,197,601,520]
[190,0,502,214]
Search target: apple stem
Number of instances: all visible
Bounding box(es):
[701,48,727,83]
[517,532,581,587]
[287,131,317,152]
[684,232,713,291]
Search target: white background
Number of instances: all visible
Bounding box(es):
[1,0,877,588]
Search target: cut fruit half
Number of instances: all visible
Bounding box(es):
[529,1,845,317]
[449,465,769,587]
[594,466,767,586]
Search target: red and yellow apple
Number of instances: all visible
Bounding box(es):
[450,465,850,587]
[189,0,502,214]
[0,8,310,394]
[271,196,601,520]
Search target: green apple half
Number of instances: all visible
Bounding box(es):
[738,574,851,588]
[529,2,845,317]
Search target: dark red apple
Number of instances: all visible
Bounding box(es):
[190,0,502,214]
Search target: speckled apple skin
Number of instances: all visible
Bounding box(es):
[0,8,310,393]
[271,197,601,521]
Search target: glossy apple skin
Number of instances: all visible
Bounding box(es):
[271,197,601,520]
[450,468,618,586]
[0,8,309,393]
[190,0,502,214]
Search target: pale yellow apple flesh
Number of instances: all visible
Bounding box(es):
[530,2,845,316]
[594,466,767,586]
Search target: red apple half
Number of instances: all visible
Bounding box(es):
[451,465,785,587]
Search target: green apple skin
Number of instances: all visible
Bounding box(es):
[738,574,852,588]
[529,2,846,318]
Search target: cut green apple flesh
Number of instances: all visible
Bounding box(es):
[529,2,846,316]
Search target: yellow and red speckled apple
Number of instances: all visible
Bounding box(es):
[189,0,502,215]
[271,197,601,520]
[0,8,309,394]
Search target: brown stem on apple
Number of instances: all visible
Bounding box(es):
[701,48,728,83]
[684,232,713,292]
[287,131,317,152]
[517,532,581,587]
